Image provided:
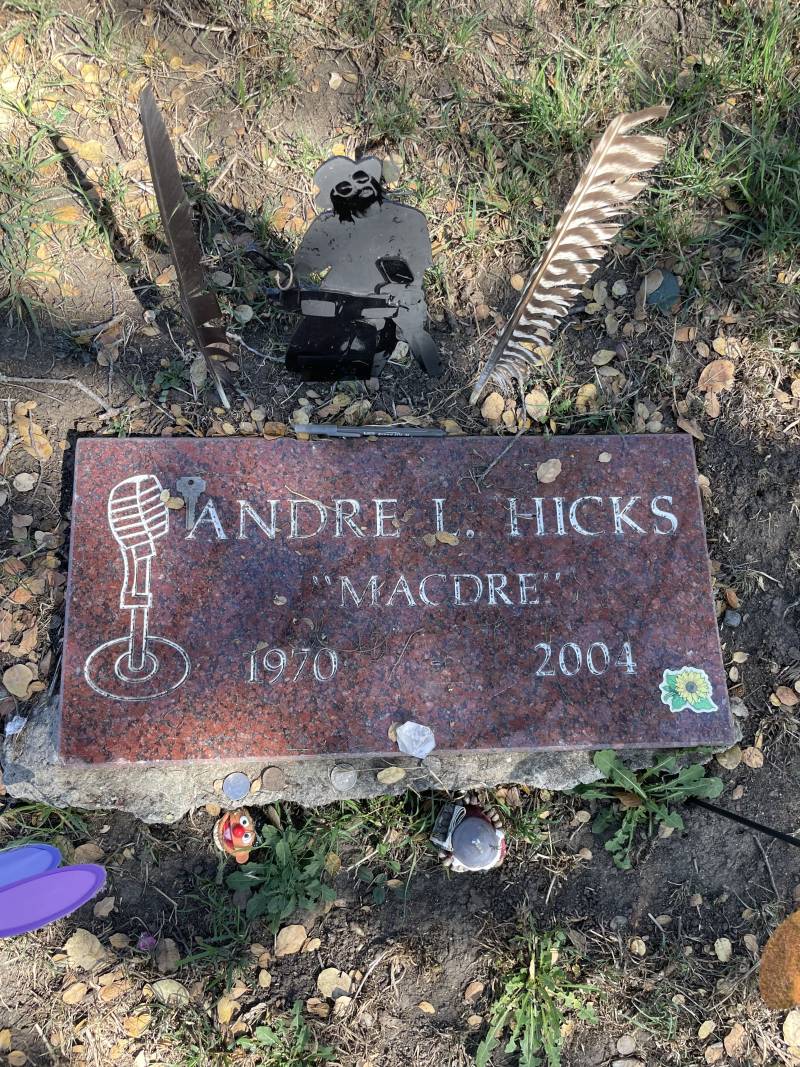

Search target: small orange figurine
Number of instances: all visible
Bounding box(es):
[213,809,256,864]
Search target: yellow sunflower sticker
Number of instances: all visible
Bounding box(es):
[660,666,717,714]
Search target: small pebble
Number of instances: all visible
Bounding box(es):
[723,610,742,628]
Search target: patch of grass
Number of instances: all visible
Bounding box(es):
[0,801,88,845]
[336,793,436,900]
[237,1001,334,1064]
[180,882,253,976]
[576,750,723,870]
[493,13,639,158]
[0,123,65,323]
[477,927,598,1067]
[364,84,421,142]
[642,1,800,262]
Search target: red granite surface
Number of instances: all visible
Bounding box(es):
[59,435,734,764]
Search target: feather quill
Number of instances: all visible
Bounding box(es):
[139,87,233,408]
[471,105,670,404]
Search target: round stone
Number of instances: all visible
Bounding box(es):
[723,609,742,628]
[330,764,358,792]
[451,817,502,871]
[260,766,286,791]
[221,771,251,802]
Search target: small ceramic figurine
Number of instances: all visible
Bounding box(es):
[432,794,506,873]
[213,809,256,864]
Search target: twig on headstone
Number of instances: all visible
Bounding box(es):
[389,628,424,677]
[477,430,524,486]
[284,485,329,511]
[0,374,115,413]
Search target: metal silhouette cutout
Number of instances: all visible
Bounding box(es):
[275,155,441,380]
[84,474,190,701]
[139,89,441,384]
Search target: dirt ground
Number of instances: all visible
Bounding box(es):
[1,0,800,1064]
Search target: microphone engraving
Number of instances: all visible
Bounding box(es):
[84,474,191,701]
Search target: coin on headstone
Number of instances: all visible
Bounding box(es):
[330,764,358,792]
[222,772,251,802]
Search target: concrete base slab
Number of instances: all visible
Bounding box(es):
[4,698,615,823]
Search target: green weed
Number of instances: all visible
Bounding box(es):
[237,1001,334,1065]
[477,927,597,1067]
[225,809,339,930]
[576,751,723,870]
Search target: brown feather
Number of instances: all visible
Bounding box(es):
[139,87,234,409]
[471,105,670,404]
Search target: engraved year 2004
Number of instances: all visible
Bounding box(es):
[247,646,339,684]
[534,640,636,678]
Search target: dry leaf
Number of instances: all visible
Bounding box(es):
[151,979,191,1006]
[258,969,272,989]
[74,842,105,864]
[122,1014,152,1038]
[524,388,549,422]
[99,981,130,1003]
[785,1010,800,1046]
[714,937,733,962]
[628,938,646,957]
[592,348,616,366]
[480,392,504,422]
[65,928,106,970]
[2,664,33,698]
[155,938,180,974]
[435,531,459,546]
[7,1053,27,1067]
[376,766,406,785]
[14,415,52,462]
[275,924,307,957]
[464,981,484,1003]
[697,359,734,394]
[536,458,562,484]
[216,996,238,1025]
[418,1001,436,1014]
[62,981,89,1005]
[698,1020,716,1040]
[61,137,105,164]
[0,1031,11,1053]
[12,473,36,492]
[741,747,764,769]
[676,416,705,441]
[306,997,330,1019]
[704,392,721,418]
[93,896,115,918]
[776,686,799,707]
[716,745,742,770]
[317,968,352,1000]
[723,1022,746,1057]
[576,382,597,413]
[712,336,728,355]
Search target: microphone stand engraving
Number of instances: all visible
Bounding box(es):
[84,474,191,701]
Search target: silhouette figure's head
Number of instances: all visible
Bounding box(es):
[312,155,384,221]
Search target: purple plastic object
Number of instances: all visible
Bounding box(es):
[0,865,106,938]
[0,844,62,889]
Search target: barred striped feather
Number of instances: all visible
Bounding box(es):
[470,106,669,404]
